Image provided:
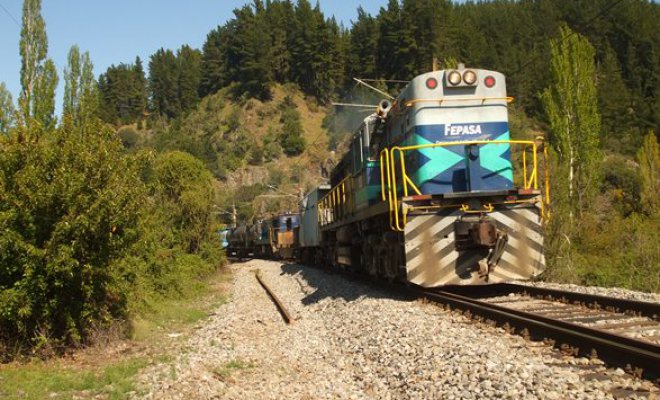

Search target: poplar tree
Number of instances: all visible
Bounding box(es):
[63,45,81,119]
[0,83,15,134]
[541,25,601,219]
[18,0,57,131]
[63,45,98,128]
[32,58,58,131]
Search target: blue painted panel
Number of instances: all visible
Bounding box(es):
[406,122,514,194]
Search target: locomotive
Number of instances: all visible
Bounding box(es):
[226,66,548,287]
[226,213,300,259]
[298,65,549,286]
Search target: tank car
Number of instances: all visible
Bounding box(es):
[226,225,255,258]
[310,65,549,286]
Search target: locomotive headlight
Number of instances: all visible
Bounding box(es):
[463,70,477,85]
[447,70,462,86]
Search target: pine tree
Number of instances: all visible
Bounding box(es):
[541,25,602,219]
[199,26,229,97]
[597,46,633,147]
[177,45,202,113]
[131,56,147,121]
[149,48,180,118]
[226,2,273,99]
[265,0,295,83]
[346,7,378,80]
[98,60,146,125]
[376,0,407,80]
[290,0,317,93]
[0,82,15,134]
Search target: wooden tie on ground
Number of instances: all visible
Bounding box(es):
[254,269,294,324]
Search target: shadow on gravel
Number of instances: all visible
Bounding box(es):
[280,263,416,306]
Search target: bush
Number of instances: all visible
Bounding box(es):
[279,106,305,156]
[154,151,216,254]
[0,122,145,352]
[118,126,140,149]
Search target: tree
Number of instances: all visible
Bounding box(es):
[149,48,180,118]
[597,46,633,148]
[376,0,407,80]
[131,57,147,122]
[177,45,202,113]
[199,26,229,97]
[154,151,215,253]
[265,0,295,83]
[0,83,15,134]
[63,45,81,119]
[98,60,146,125]
[278,98,305,156]
[225,2,273,99]
[637,132,659,215]
[541,25,602,219]
[63,45,98,128]
[346,7,378,80]
[19,0,57,131]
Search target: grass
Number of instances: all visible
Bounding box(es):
[130,279,228,343]
[0,269,232,399]
[212,359,254,380]
[0,357,149,400]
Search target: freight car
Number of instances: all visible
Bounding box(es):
[226,213,300,260]
[299,65,549,286]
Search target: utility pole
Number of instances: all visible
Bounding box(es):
[231,203,237,228]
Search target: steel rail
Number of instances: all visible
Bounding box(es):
[441,283,660,320]
[420,288,660,380]
[255,271,294,324]
[501,284,660,320]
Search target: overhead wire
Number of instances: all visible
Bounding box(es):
[0,2,19,27]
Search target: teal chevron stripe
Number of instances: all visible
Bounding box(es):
[480,132,513,181]
[408,134,464,185]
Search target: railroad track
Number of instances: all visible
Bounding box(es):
[416,284,660,381]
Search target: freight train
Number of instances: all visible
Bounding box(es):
[226,213,300,259]
[230,65,549,287]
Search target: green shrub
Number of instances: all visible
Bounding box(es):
[118,126,140,150]
[0,122,145,352]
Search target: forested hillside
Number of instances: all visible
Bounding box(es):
[0,0,657,356]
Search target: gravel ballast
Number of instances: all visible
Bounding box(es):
[134,260,658,399]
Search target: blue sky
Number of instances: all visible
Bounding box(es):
[0,0,386,112]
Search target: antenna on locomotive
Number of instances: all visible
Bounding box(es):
[352,77,395,100]
[331,78,396,112]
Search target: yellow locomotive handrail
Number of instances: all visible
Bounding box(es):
[381,140,546,231]
[318,175,353,227]
[320,139,551,231]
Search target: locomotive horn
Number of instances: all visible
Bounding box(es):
[377,99,392,117]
